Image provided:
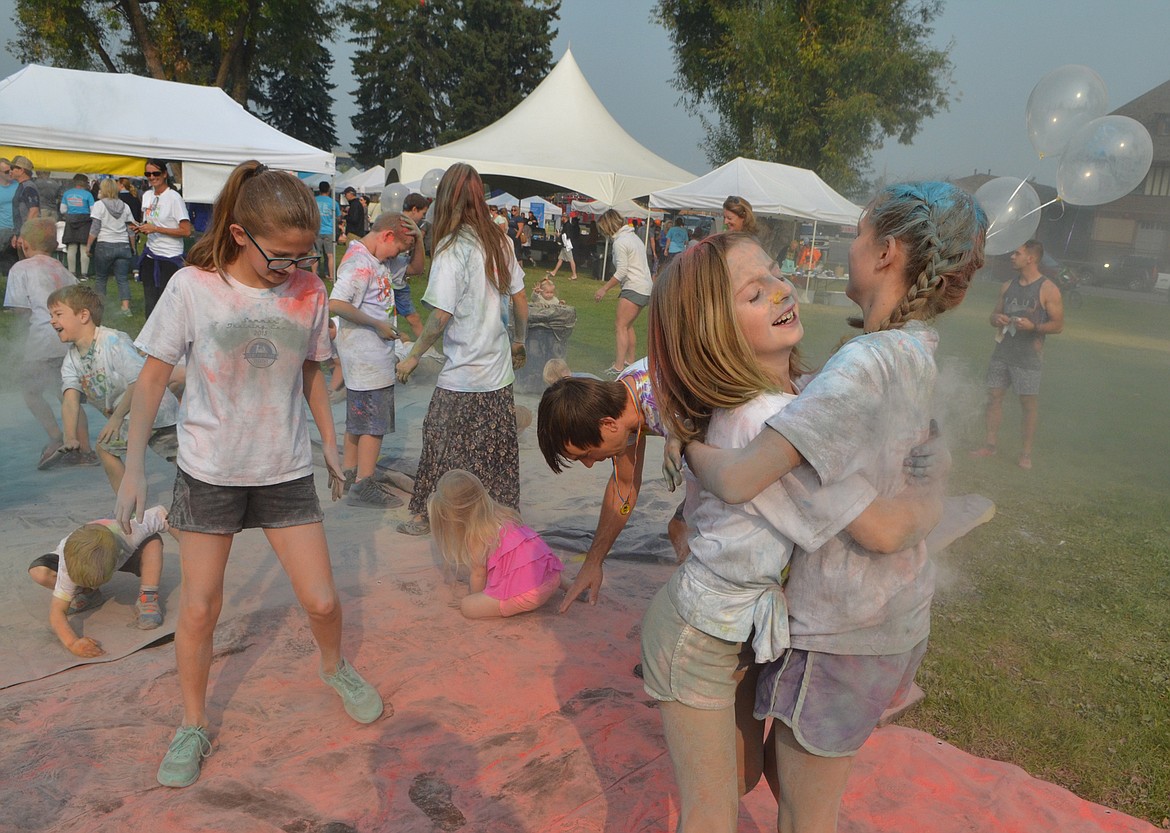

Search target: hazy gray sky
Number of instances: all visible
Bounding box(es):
[3,0,1169,187]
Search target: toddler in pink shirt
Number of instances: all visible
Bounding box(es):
[429,470,564,618]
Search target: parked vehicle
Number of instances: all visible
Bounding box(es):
[1092,256,1158,291]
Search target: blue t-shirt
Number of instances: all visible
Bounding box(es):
[60,187,95,215]
[316,194,335,236]
[0,181,17,228]
[665,225,689,254]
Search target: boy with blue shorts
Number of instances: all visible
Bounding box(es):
[385,192,428,340]
[329,211,417,507]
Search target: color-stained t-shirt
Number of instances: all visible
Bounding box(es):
[135,265,331,487]
[330,239,397,390]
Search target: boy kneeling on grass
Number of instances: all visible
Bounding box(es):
[27,505,171,657]
[48,284,180,492]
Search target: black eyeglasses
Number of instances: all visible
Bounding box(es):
[144,170,165,178]
[241,226,321,271]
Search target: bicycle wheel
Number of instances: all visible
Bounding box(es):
[1064,288,1084,309]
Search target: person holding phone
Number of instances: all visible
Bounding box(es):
[137,160,192,319]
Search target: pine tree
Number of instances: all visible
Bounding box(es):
[345,0,560,167]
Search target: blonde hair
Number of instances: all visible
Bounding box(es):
[596,209,625,238]
[542,358,571,385]
[20,217,58,254]
[187,160,318,280]
[63,524,120,588]
[852,181,988,333]
[98,178,119,200]
[649,232,805,445]
[428,470,520,573]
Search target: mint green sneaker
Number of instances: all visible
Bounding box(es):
[320,658,384,724]
[157,725,211,788]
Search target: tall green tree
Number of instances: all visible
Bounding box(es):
[344,0,560,168]
[10,0,337,150]
[250,0,339,150]
[654,0,953,194]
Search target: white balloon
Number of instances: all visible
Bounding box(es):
[380,183,410,213]
[975,177,1042,257]
[1056,116,1154,206]
[1026,65,1109,159]
[420,168,445,199]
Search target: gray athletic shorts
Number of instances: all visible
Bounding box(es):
[619,288,650,307]
[986,358,1042,396]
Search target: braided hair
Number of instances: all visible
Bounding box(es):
[850,181,988,333]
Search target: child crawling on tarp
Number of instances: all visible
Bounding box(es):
[27,505,171,657]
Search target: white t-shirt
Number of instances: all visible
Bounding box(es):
[330,240,396,390]
[560,232,572,251]
[385,251,410,290]
[610,226,654,296]
[61,326,179,426]
[423,229,525,393]
[90,198,132,245]
[767,322,939,655]
[52,506,169,601]
[135,265,331,486]
[3,253,76,360]
[140,187,190,258]
[671,391,875,662]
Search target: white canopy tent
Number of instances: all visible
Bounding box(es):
[487,192,519,208]
[521,196,562,217]
[649,157,861,225]
[386,49,693,206]
[337,165,386,193]
[0,64,334,201]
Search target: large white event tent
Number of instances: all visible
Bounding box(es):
[650,157,861,226]
[0,64,334,201]
[386,48,693,206]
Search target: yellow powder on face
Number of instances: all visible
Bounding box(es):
[771,291,786,305]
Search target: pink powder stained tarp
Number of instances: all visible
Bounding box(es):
[0,386,1158,832]
[0,552,1159,833]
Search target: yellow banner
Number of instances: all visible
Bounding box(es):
[0,146,145,176]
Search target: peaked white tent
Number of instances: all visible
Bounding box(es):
[0,64,334,199]
[521,196,562,218]
[487,192,520,208]
[337,165,386,192]
[386,49,693,206]
[650,157,861,225]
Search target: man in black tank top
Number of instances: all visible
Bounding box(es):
[970,239,1064,469]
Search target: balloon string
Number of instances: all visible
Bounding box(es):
[985,173,1035,234]
[986,197,1062,238]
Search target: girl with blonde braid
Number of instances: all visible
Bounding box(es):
[684,181,987,833]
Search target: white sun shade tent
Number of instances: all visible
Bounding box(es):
[386,48,693,205]
[650,157,861,225]
[0,64,334,201]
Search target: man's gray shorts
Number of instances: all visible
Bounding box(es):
[986,358,1042,395]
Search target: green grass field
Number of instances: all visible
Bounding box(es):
[3,262,1168,823]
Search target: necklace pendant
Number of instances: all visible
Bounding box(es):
[620,502,631,516]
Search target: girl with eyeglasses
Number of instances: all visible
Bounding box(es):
[115,160,384,789]
[135,159,193,318]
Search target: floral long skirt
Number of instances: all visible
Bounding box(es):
[408,384,520,519]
